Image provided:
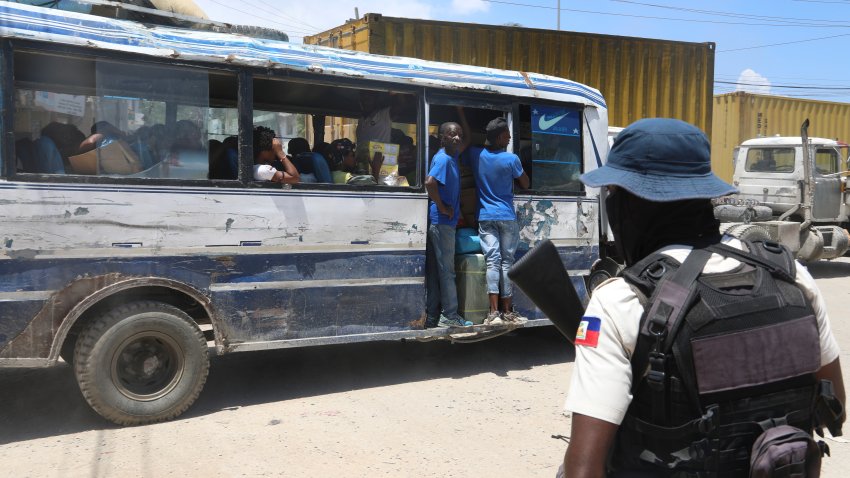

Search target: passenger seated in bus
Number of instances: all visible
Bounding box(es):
[287,137,332,183]
[392,129,416,186]
[171,120,204,152]
[78,121,125,154]
[72,121,142,175]
[167,120,206,167]
[41,122,85,164]
[208,139,228,179]
[313,140,331,166]
[329,138,357,184]
[126,126,158,170]
[252,126,299,184]
[221,136,239,179]
[16,135,65,174]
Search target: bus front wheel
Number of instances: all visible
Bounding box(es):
[73,301,209,426]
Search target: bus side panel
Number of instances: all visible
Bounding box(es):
[0,256,221,359]
[515,197,598,251]
[512,195,599,319]
[0,184,428,359]
[0,300,45,353]
[210,251,426,343]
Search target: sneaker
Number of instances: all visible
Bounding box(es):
[484,311,504,326]
[438,314,470,328]
[425,316,440,329]
[502,310,528,324]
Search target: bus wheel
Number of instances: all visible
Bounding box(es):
[73,301,209,426]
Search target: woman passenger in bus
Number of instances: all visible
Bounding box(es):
[252,126,299,184]
[328,138,358,184]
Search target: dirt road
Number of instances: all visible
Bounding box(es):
[2,258,849,478]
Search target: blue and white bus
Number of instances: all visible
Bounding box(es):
[0,1,608,424]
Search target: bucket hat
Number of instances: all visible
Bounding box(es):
[580,118,737,201]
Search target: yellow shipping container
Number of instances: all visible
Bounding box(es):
[304,14,715,134]
[712,92,850,181]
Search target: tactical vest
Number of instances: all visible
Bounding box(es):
[610,240,824,478]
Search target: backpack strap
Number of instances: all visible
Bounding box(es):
[707,240,796,284]
[630,248,713,424]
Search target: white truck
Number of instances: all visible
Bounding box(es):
[714,120,850,262]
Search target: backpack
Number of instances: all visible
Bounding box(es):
[611,240,828,477]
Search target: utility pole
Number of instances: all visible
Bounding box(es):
[557,0,560,30]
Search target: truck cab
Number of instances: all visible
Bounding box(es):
[732,136,848,223]
[719,132,850,262]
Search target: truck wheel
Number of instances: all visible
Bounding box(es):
[73,301,209,426]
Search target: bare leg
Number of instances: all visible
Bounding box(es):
[489,293,499,313]
[500,296,512,314]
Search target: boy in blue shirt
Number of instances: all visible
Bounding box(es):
[466,118,530,325]
[424,122,473,328]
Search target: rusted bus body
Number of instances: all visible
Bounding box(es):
[0,1,609,423]
[712,92,850,181]
[304,14,715,135]
[0,5,606,363]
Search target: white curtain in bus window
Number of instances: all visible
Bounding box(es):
[530,105,583,193]
[84,61,210,179]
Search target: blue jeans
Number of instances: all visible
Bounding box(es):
[425,224,459,322]
[479,220,520,298]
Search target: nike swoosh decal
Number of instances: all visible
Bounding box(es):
[538,113,568,131]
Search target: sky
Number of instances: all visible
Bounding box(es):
[191,0,850,104]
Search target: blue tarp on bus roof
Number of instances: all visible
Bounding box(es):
[0,1,606,109]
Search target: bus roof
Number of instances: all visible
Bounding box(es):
[0,1,606,110]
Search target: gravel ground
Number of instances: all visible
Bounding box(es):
[1,258,849,478]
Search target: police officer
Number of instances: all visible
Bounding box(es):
[560,118,845,477]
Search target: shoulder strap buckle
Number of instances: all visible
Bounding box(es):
[697,405,719,434]
[647,351,667,392]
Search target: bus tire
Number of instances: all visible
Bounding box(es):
[73,301,209,426]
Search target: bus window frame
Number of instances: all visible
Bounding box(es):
[424,91,587,198]
[516,99,587,198]
[424,91,514,160]
[248,69,426,193]
[5,39,243,188]
[1,41,13,181]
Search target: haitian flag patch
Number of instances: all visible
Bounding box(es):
[574,316,601,348]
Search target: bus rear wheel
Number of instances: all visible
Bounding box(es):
[73,301,209,426]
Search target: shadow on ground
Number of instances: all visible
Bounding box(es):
[0,326,572,444]
[805,259,850,280]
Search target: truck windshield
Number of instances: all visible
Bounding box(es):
[745,147,795,173]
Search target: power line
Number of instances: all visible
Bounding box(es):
[202,0,316,35]
[250,0,320,31]
[236,0,316,31]
[608,0,850,25]
[791,0,850,4]
[481,0,850,28]
[716,73,850,83]
[715,80,850,91]
[717,32,850,52]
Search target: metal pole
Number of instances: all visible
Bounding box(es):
[557,0,560,30]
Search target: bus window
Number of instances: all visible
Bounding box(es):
[252,75,418,186]
[517,104,584,194]
[12,50,237,181]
